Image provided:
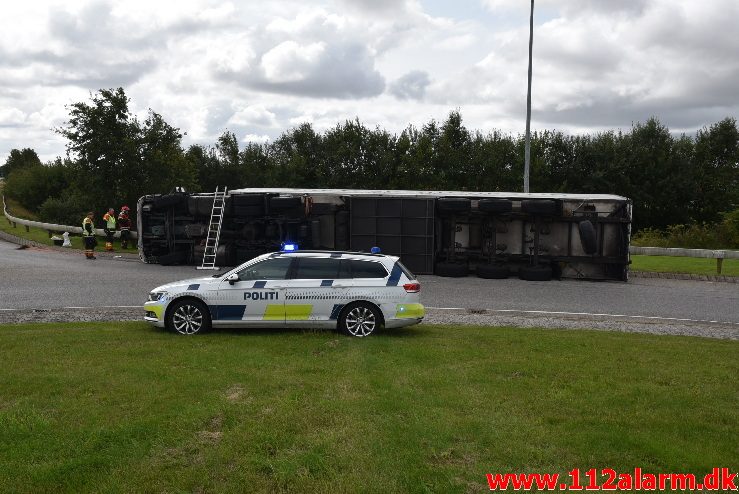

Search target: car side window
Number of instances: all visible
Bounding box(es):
[338,259,352,279]
[294,257,341,279]
[237,257,292,281]
[350,260,388,278]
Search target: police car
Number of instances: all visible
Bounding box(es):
[144,248,424,337]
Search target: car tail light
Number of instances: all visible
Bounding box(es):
[403,283,420,293]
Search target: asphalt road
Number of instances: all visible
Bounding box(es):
[1,239,737,327]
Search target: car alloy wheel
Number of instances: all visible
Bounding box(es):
[172,303,205,334]
[343,305,377,337]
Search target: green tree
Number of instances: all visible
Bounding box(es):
[139,111,198,197]
[693,118,739,222]
[55,88,141,211]
[4,158,71,212]
[0,148,41,178]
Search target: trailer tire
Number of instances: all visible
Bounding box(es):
[521,199,559,216]
[518,265,552,281]
[269,196,301,212]
[232,194,264,207]
[335,224,349,250]
[478,199,512,214]
[187,197,201,216]
[234,205,264,217]
[578,220,597,255]
[437,198,471,213]
[336,210,349,226]
[435,262,468,277]
[152,194,187,211]
[477,263,509,279]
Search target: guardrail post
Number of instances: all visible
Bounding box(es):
[713,250,726,275]
[47,230,53,238]
[25,225,29,233]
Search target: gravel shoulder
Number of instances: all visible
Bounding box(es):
[2,307,737,341]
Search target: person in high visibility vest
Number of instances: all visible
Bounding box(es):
[82,212,97,259]
[118,205,132,249]
[102,207,117,251]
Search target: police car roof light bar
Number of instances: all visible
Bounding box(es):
[281,242,298,252]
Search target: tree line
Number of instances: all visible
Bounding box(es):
[2,87,737,232]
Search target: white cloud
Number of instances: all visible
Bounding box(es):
[390,71,431,101]
[261,41,327,83]
[0,0,737,164]
[0,108,26,127]
[228,105,279,128]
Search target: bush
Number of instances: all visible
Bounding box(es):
[4,161,70,212]
[38,193,89,227]
[632,209,739,249]
[718,209,739,247]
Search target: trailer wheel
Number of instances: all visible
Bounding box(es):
[518,265,552,281]
[232,194,264,207]
[336,210,349,226]
[269,196,302,211]
[151,194,187,211]
[234,205,264,217]
[477,263,509,279]
[521,199,559,216]
[437,198,471,213]
[478,199,512,214]
[435,262,468,277]
[578,220,597,255]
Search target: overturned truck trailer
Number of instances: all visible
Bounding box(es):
[137,188,632,281]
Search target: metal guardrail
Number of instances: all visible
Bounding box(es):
[2,195,138,240]
[630,246,739,274]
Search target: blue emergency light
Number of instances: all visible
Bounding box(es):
[370,246,381,254]
[281,242,298,252]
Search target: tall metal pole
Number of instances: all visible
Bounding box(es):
[524,0,534,193]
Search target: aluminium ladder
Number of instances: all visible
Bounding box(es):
[197,186,227,270]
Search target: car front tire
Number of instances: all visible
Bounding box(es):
[166,299,212,335]
[339,303,381,337]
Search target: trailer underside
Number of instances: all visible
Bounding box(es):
[137,188,632,281]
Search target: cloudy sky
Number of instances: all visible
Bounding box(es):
[1,0,738,164]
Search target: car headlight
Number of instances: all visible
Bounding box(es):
[148,291,168,302]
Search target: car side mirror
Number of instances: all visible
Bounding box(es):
[227,273,239,285]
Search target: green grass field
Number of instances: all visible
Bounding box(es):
[0,218,87,250]
[0,323,736,493]
[631,254,739,276]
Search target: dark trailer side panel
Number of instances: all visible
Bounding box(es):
[137,188,631,281]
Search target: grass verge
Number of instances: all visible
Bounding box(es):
[631,254,739,277]
[0,323,736,493]
[1,185,84,249]
[0,218,86,250]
